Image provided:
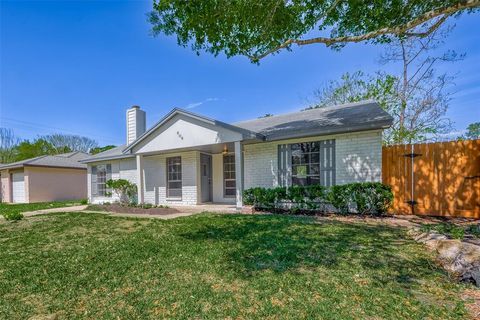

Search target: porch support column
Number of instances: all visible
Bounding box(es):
[136,154,144,204]
[234,141,243,210]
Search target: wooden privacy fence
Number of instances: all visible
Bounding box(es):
[382,139,480,219]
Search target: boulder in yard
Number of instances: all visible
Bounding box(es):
[435,240,480,286]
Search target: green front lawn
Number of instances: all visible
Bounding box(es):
[0,200,84,215]
[0,213,471,319]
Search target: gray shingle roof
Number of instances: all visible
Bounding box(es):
[80,100,393,163]
[0,152,89,170]
[80,145,131,163]
[234,100,393,141]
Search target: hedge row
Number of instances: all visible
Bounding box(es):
[243,182,393,216]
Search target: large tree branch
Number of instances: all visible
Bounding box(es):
[404,13,451,37]
[250,0,479,61]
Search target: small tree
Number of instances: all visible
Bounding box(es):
[106,179,137,204]
[458,122,480,140]
[0,128,20,163]
[42,133,99,153]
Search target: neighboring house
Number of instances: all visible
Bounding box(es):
[0,152,89,203]
[83,101,393,209]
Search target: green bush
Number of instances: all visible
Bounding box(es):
[466,224,480,238]
[327,184,352,214]
[2,211,24,221]
[244,182,393,216]
[105,179,137,204]
[80,199,88,205]
[349,182,394,215]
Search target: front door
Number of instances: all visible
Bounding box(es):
[200,154,212,202]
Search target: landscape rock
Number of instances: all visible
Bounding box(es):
[409,228,480,287]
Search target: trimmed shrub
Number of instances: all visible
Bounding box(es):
[3,211,24,221]
[140,203,153,209]
[106,179,137,204]
[244,182,393,216]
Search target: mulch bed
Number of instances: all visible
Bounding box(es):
[86,204,181,215]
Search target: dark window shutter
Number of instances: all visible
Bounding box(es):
[106,164,112,180]
[106,164,112,194]
[91,166,98,196]
[320,140,336,187]
[278,144,291,187]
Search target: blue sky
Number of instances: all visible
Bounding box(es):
[1,1,479,146]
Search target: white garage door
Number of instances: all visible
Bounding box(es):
[12,172,26,203]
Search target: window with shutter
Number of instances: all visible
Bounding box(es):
[278,139,335,187]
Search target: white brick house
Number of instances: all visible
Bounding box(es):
[82,101,392,209]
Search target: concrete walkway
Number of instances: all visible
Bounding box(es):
[22,205,88,217]
[82,210,200,220]
[19,205,205,220]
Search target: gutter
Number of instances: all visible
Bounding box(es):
[250,121,392,143]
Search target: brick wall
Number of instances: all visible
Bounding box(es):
[89,152,198,206]
[88,130,383,205]
[143,151,198,206]
[244,130,383,189]
[88,158,137,204]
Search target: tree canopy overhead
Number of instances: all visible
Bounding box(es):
[149,0,479,62]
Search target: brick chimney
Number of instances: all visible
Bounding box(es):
[126,105,146,145]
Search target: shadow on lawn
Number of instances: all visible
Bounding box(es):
[180,215,440,285]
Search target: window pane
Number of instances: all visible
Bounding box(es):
[95,164,111,197]
[311,142,320,152]
[168,188,182,198]
[167,157,182,198]
[310,153,320,163]
[309,164,320,175]
[293,165,307,178]
[225,180,236,188]
[225,188,236,196]
[291,141,322,186]
[223,154,236,196]
[169,181,182,189]
[292,177,307,186]
[308,176,320,186]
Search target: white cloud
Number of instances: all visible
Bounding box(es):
[185,97,220,109]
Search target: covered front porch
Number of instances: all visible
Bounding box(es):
[134,141,246,209]
[122,108,263,209]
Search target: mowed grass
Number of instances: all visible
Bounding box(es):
[0,213,470,319]
[0,200,83,215]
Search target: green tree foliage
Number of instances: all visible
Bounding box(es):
[14,139,59,162]
[43,134,98,153]
[306,71,397,111]
[308,28,461,144]
[0,128,20,163]
[148,0,479,62]
[90,145,117,155]
[106,179,137,204]
[458,122,480,140]
[0,131,100,163]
